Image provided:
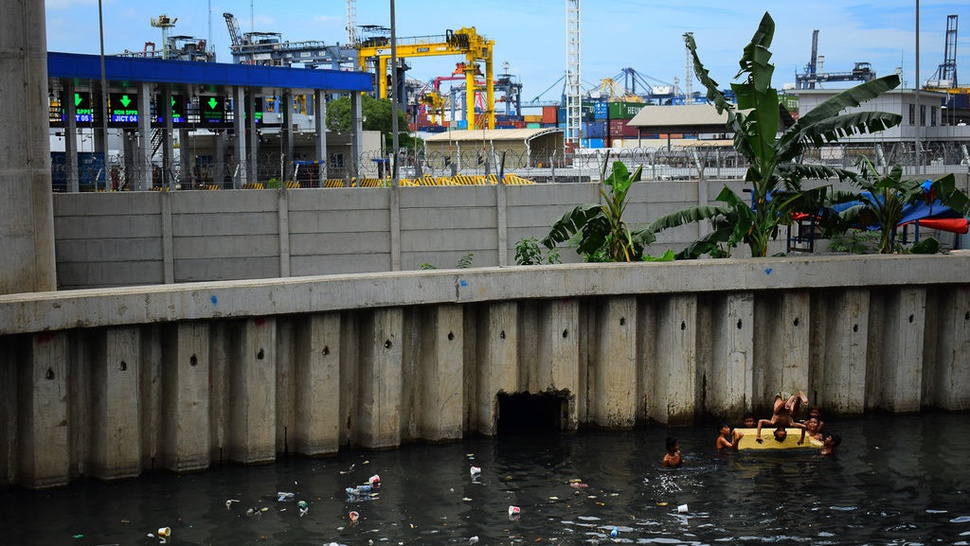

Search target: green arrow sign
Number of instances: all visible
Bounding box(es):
[74,93,82,107]
[120,95,131,108]
[208,97,219,110]
[171,97,176,107]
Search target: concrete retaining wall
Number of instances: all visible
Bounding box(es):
[2,255,970,488]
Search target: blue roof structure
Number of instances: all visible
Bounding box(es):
[48,52,372,93]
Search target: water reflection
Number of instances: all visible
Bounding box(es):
[2,414,969,545]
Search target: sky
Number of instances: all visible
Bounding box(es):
[45,1,967,103]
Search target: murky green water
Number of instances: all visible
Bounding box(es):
[3,414,969,545]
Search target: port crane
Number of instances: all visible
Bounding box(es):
[795,29,876,89]
[925,15,959,90]
[222,12,355,69]
[357,27,496,129]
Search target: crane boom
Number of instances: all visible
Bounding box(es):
[223,12,241,48]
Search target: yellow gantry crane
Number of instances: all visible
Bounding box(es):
[357,27,495,129]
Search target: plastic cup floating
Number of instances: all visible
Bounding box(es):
[508,505,521,517]
[157,527,171,537]
[349,510,360,522]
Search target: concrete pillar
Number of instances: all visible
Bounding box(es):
[650,295,697,424]
[233,86,247,187]
[591,297,637,428]
[64,82,80,193]
[537,299,580,429]
[475,302,518,435]
[179,128,193,187]
[160,323,210,472]
[137,82,152,190]
[707,292,754,418]
[91,327,141,480]
[247,92,258,184]
[928,286,970,410]
[350,92,362,180]
[19,333,71,489]
[228,317,277,463]
[163,86,175,190]
[314,92,328,184]
[356,308,403,448]
[215,131,227,188]
[418,305,464,441]
[819,289,869,414]
[880,288,927,413]
[293,314,341,455]
[0,0,56,294]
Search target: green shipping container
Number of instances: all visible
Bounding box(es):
[526,122,541,128]
[780,94,799,114]
[608,101,647,120]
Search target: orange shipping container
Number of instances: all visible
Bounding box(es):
[541,105,558,124]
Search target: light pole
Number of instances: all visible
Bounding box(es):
[915,0,923,174]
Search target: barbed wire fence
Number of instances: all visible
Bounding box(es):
[51,142,969,191]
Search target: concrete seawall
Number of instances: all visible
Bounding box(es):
[2,255,970,488]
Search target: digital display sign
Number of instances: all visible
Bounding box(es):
[109,92,139,126]
[154,95,186,125]
[200,95,228,126]
[51,92,96,125]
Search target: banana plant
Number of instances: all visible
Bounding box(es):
[827,157,969,254]
[542,161,654,262]
[650,12,902,258]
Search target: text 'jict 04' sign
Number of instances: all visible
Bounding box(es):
[109,93,139,126]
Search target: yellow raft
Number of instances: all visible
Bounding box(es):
[733,427,823,450]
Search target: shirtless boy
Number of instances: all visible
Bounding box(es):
[755,391,809,443]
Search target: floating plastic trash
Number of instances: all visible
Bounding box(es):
[678,504,688,513]
[368,474,381,485]
[349,510,360,522]
[277,492,295,502]
[470,466,482,478]
[298,500,309,517]
[157,527,171,538]
[469,536,479,544]
[508,505,521,518]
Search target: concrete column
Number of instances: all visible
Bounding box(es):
[137,82,152,190]
[496,182,509,266]
[293,314,341,455]
[350,92,362,180]
[91,327,141,480]
[591,297,637,428]
[19,333,70,489]
[0,0,56,294]
[179,128,193,187]
[228,317,277,463]
[163,86,175,190]
[215,131,227,188]
[0,337,16,486]
[418,305,464,441]
[881,288,927,412]
[651,295,697,424]
[706,292,754,417]
[314,92,328,184]
[538,299,580,429]
[160,323,210,472]
[819,289,869,414]
[475,302,518,435]
[64,82,80,193]
[233,86,247,187]
[356,308,403,448]
[929,286,970,410]
[390,187,401,270]
[247,92,258,184]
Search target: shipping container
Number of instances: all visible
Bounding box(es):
[584,120,608,138]
[523,115,542,123]
[542,105,558,124]
[609,119,641,138]
[608,101,647,120]
[526,122,541,128]
[593,101,609,120]
[585,138,606,148]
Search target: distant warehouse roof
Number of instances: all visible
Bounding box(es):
[424,128,562,143]
[628,104,730,133]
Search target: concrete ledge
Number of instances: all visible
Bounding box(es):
[3,254,970,336]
